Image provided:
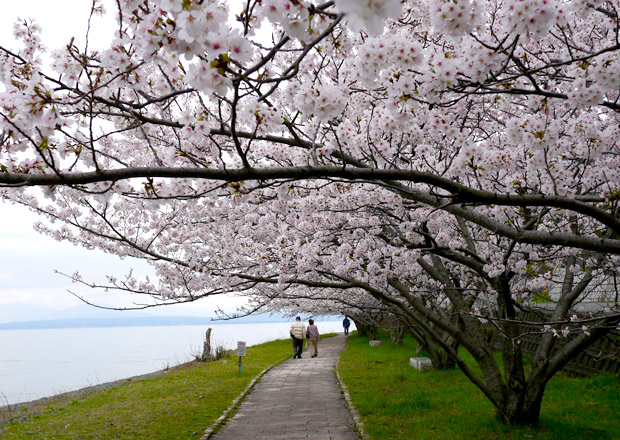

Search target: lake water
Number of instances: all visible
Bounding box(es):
[0,320,348,406]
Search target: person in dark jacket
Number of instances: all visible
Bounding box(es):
[342,316,351,336]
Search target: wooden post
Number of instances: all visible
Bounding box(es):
[202,328,212,361]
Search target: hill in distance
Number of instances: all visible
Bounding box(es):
[0,304,304,329]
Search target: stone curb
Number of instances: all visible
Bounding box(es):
[199,356,288,440]
[335,361,370,439]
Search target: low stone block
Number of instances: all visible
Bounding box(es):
[410,357,433,371]
[369,340,382,347]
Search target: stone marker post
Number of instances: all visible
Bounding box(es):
[237,341,246,373]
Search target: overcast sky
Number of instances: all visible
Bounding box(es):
[0,1,245,316]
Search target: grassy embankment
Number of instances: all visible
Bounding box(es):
[0,338,294,439]
[338,331,620,440]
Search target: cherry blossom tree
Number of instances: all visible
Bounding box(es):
[193,184,616,425]
[2,0,620,426]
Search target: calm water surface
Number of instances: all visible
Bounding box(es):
[0,320,347,405]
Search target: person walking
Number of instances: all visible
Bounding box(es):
[306,319,320,358]
[289,316,306,359]
[342,316,351,336]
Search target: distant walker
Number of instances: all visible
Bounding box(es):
[342,316,350,336]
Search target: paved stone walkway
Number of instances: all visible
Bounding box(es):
[211,334,359,440]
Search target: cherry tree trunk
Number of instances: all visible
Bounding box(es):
[495,379,547,426]
[425,341,457,370]
[403,321,457,370]
[369,325,378,340]
[354,319,369,337]
[390,322,404,345]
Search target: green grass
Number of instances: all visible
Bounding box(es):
[0,338,293,439]
[338,331,620,440]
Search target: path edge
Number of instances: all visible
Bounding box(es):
[200,356,288,440]
[335,343,370,440]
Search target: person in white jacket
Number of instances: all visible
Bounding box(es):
[289,316,306,359]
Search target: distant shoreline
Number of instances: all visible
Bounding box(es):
[0,317,218,330]
[0,314,339,330]
[0,316,282,330]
